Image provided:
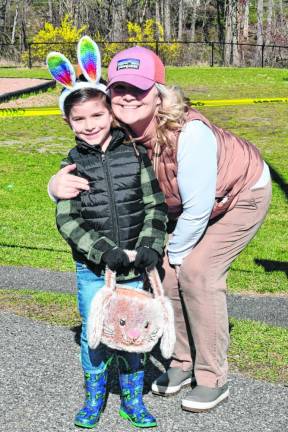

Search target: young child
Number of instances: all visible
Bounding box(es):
[47,37,167,429]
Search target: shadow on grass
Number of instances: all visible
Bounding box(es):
[255,259,288,277]
[0,242,69,253]
[266,161,288,200]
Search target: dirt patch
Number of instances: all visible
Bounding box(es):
[0,78,49,94]
[0,92,58,108]
[0,78,58,108]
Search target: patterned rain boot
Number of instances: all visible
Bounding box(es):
[74,363,108,429]
[119,370,157,428]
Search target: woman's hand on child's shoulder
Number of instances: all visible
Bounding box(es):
[49,164,90,200]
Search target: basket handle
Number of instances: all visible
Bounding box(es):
[104,249,164,298]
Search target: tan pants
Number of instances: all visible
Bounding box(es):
[162,181,272,388]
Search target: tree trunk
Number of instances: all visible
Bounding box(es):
[190,0,200,42]
[20,0,28,50]
[243,0,250,40]
[256,0,264,66]
[177,0,183,40]
[111,0,126,41]
[11,3,18,44]
[0,0,8,35]
[155,0,160,40]
[231,0,239,66]
[163,0,171,40]
[266,0,274,45]
[48,0,53,22]
[224,0,232,65]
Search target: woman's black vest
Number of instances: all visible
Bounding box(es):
[69,128,145,251]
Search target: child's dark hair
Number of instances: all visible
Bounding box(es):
[63,86,111,118]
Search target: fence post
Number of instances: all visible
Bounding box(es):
[210,42,214,67]
[155,40,159,56]
[261,43,265,67]
[28,43,32,68]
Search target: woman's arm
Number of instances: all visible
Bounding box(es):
[48,160,90,201]
[135,149,168,256]
[167,120,217,265]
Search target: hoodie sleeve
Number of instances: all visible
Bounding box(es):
[167,120,217,265]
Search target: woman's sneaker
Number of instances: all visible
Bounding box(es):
[151,367,195,396]
[181,384,229,412]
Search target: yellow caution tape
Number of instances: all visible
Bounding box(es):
[0,97,287,118]
[190,97,288,107]
[0,106,60,118]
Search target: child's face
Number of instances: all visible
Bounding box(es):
[67,98,113,148]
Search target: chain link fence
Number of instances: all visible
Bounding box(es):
[0,40,288,69]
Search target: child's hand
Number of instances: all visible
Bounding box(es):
[49,164,89,200]
[134,246,159,272]
[102,247,130,271]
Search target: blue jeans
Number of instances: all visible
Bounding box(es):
[76,262,144,373]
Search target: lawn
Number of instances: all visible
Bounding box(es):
[1,66,287,293]
[1,65,288,100]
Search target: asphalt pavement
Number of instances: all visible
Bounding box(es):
[1,265,287,328]
[1,265,287,432]
[1,311,287,432]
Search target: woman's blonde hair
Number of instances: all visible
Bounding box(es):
[155,84,190,149]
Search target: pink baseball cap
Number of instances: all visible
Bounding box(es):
[107,46,165,90]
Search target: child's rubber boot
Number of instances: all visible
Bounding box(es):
[74,367,108,429]
[119,370,157,428]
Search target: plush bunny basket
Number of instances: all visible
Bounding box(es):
[87,251,176,359]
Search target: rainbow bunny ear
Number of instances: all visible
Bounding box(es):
[46,52,76,89]
[77,36,101,83]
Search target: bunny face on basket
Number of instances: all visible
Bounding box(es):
[87,255,176,359]
[101,287,163,351]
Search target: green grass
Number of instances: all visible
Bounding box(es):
[0,289,286,384]
[1,66,287,100]
[0,67,287,292]
[228,317,288,384]
[0,289,79,326]
[0,67,51,79]
[166,67,288,100]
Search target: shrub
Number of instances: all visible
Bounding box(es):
[22,15,87,66]
[127,19,180,65]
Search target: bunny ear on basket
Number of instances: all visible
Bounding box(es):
[46,52,76,89]
[77,35,101,83]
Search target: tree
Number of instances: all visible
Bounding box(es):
[177,0,183,40]
[0,0,8,42]
[190,0,200,42]
[266,0,274,45]
[242,0,250,40]
[256,0,264,66]
[163,0,171,39]
[224,0,242,66]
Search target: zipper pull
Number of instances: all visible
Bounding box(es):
[101,153,105,162]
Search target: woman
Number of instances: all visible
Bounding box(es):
[49,46,272,413]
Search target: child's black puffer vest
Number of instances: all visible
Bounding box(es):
[68,128,144,250]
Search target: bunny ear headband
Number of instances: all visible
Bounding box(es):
[46,36,107,114]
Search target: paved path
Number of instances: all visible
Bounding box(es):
[1,266,287,328]
[1,311,287,432]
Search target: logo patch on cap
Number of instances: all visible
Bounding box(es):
[117,58,140,71]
